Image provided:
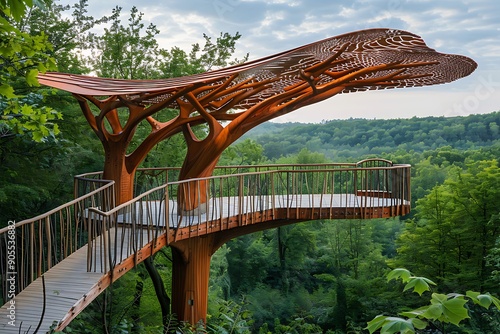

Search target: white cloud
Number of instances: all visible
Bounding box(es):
[59,0,500,121]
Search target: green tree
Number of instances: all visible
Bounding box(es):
[1,0,59,142]
[159,31,247,77]
[90,6,161,79]
[0,0,31,21]
[219,139,264,166]
[226,234,271,296]
[447,160,500,290]
[394,159,500,292]
[486,227,500,287]
[0,0,112,224]
[90,6,247,80]
[22,0,114,74]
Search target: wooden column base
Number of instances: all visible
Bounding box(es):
[170,235,215,325]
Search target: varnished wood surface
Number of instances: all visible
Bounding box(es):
[0,228,151,333]
[0,193,409,332]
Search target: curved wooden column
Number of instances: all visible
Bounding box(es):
[170,235,216,324]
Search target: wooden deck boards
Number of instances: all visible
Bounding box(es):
[126,193,406,228]
[0,227,153,333]
[0,193,408,333]
[0,244,103,333]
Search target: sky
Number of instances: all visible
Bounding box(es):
[63,0,500,123]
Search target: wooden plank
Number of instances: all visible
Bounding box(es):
[1,193,409,333]
[0,227,153,333]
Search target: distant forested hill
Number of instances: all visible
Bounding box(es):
[241,111,500,160]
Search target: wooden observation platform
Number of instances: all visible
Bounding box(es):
[1,161,410,332]
[0,27,475,332]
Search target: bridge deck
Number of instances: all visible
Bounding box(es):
[0,244,103,333]
[0,226,151,333]
[0,193,407,333]
[126,193,405,227]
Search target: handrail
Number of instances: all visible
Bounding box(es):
[85,162,411,273]
[75,160,394,197]
[1,160,410,305]
[0,178,115,304]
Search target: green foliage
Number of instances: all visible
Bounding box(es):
[386,268,412,283]
[21,0,114,74]
[367,268,500,334]
[1,2,59,142]
[486,230,500,286]
[393,158,500,292]
[270,316,324,334]
[191,32,248,71]
[0,0,31,21]
[90,6,246,80]
[367,316,426,334]
[466,290,500,309]
[220,139,265,166]
[386,268,436,296]
[401,293,470,326]
[90,5,161,79]
[207,299,253,333]
[243,112,500,161]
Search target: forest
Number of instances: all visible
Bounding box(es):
[1,1,500,333]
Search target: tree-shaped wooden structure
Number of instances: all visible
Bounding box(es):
[38,28,476,324]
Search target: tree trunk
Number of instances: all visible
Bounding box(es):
[170,236,215,325]
[277,227,289,293]
[143,257,171,328]
[102,144,136,205]
[131,271,145,333]
[332,278,347,332]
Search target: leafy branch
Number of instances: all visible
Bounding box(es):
[1,3,59,142]
[367,268,500,334]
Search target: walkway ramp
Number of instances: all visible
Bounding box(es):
[0,243,103,333]
[0,161,411,332]
[0,227,151,333]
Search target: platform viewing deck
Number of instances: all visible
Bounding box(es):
[0,159,410,332]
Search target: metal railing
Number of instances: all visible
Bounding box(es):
[86,160,410,273]
[0,178,115,304]
[77,162,382,198]
[0,159,410,303]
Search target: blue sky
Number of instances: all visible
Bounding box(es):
[64,0,500,122]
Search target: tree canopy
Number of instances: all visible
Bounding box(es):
[0,0,59,142]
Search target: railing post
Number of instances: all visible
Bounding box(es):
[238,175,244,225]
[30,223,34,284]
[271,172,276,218]
[165,185,170,233]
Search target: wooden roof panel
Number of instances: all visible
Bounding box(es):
[38,28,477,108]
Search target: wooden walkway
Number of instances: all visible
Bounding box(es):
[127,193,406,228]
[0,193,408,333]
[0,227,151,333]
[0,243,104,333]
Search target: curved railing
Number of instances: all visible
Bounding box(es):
[86,159,410,273]
[0,178,115,304]
[77,161,395,198]
[0,159,410,304]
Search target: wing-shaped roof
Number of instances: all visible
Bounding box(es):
[38,28,477,108]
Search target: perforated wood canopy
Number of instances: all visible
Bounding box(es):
[39,28,476,110]
[38,28,477,207]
